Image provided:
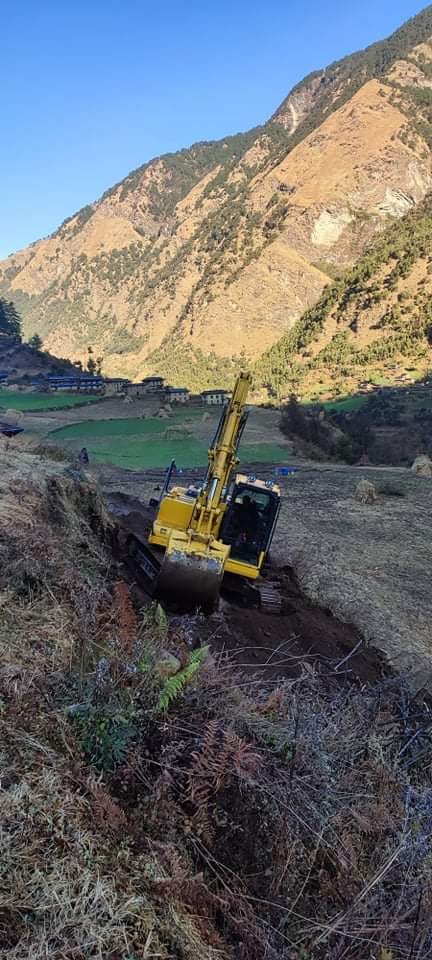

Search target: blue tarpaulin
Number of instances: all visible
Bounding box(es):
[0,422,24,437]
[276,466,298,476]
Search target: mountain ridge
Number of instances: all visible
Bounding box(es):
[2,5,432,389]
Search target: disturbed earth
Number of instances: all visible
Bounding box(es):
[100,459,432,686]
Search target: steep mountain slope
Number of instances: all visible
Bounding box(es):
[255,192,432,399]
[2,6,432,387]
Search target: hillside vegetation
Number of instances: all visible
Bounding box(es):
[2,9,432,388]
[256,192,432,399]
[2,447,432,958]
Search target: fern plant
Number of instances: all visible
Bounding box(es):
[70,701,136,771]
[158,645,208,713]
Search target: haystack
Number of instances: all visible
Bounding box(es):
[355,478,378,504]
[411,454,432,478]
[4,408,24,425]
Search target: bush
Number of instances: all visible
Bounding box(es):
[377,481,406,497]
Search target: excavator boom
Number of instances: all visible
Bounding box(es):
[124,371,281,612]
[149,372,252,608]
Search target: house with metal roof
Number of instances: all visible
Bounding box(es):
[48,375,104,391]
[165,386,190,403]
[201,388,230,405]
[141,376,165,392]
[123,377,165,398]
[104,377,131,395]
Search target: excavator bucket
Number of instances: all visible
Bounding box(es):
[156,529,229,612]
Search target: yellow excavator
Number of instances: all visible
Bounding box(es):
[127,372,281,611]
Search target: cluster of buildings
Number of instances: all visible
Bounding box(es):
[46,373,230,405]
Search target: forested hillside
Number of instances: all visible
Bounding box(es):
[255,194,432,399]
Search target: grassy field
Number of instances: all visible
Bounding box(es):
[0,390,103,412]
[52,415,288,469]
[320,395,369,413]
[51,412,202,440]
[320,386,432,413]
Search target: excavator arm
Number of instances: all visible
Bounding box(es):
[189,371,251,537]
[153,372,252,608]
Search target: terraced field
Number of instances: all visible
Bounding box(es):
[0,390,102,412]
[52,412,289,469]
[320,395,369,413]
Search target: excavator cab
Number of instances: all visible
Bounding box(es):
[221,476,281,571]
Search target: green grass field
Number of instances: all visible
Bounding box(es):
[321,395,369,413]
[0,390,103,412]
[52,416,288,469]
[51,413,202,440]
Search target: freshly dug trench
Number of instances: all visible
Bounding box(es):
[106,490,387,686]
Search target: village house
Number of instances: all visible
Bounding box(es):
[123,377,165,399]
[47,375,104,392]
[165,386,190,403]
[201,388,230,406]
[141,376,165,393]
[104,377,131,396]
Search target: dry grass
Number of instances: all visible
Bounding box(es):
[1,449,432,959]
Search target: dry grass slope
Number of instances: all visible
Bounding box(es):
[1,449,432,958]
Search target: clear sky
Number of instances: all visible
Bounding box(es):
[0,0,429,258]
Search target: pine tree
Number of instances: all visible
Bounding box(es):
[87,346,97,375]
[0,298,22,340]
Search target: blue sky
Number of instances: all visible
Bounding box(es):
[0,0,429,258]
